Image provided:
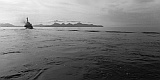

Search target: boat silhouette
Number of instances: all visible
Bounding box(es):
[24,17,33,29]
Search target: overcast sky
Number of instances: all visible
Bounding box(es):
[0,0,160,27]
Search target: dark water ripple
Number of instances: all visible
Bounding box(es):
[68,30,79,31]
[84,30,100,32]
[58,30,136,33]
[0,74,23,79]
[81,34,160,80]
[57,30,160,36]
[1,28,160,80]
[2,51,21,55]
[105,31,135,33]
[83,54,160,80]
[142,32,160,34]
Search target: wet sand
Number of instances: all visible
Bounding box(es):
[0,28,160,80]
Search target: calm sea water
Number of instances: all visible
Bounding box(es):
[0,27,160,80]
[0,26,160,32]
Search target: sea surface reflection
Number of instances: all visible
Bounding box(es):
[0,27,160,80]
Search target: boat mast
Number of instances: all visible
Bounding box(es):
[26,17,28,22]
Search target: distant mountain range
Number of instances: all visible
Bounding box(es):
[0,23,15,27]
[0,22,103,27]
[34,22,103,27]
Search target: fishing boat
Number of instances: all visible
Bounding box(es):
[24,17,33,29]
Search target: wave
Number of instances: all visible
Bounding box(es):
[82,30,134,33]
[142,32,160,34]
[0,73,22,79]
[56,29,159,34]
[2,51,21,55]
[68,30,80,31]
[105,31,135,33]
[84,30,100,32]
[57,30,136,33]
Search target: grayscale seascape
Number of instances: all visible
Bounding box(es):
[1,0,160,80]
[0,27,160,80]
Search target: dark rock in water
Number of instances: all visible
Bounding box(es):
[24,17,33,29]
[24,22,33,29]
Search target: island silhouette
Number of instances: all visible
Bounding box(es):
[0,21,103,27]
[34,22,103,27]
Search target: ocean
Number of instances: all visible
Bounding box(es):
[0,27,160,80]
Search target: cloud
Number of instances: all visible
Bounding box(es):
[108,10,159,24]
[0,0,160,27]
[99,0,160,27]
[133,0,155,3]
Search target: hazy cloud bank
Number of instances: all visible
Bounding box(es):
[0,0,160,27]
